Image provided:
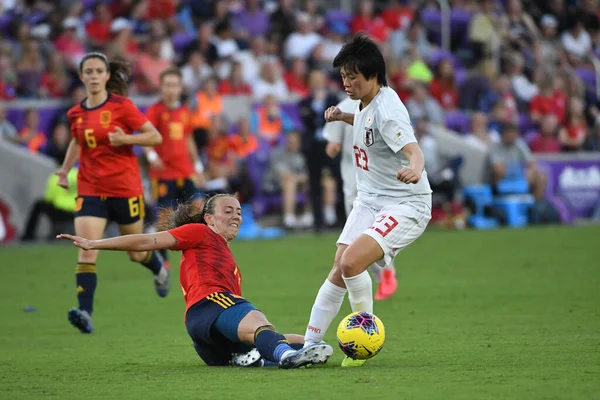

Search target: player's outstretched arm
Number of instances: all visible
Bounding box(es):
[397,143,425,184]
[57,231,177,252]
[56,138,81,189]
[324,106,354,126]
[109,123,162,147]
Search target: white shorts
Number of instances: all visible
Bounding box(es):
[337,198,432,266]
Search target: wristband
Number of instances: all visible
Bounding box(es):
[146,150,159,163]
[194,161,204,173]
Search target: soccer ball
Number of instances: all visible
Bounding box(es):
[336,311,385,360]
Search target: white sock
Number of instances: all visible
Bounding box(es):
[343,271,373,314]
[304,279,347,347]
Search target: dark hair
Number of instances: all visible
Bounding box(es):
[158,194,234,230]
[502,123,519,134]
[79,52,132,96]
[159,67,182,82]
[333,33,387,86]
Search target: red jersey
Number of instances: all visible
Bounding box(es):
[145,102,194,180]
[67,93,148,197]
[169,224,242,312]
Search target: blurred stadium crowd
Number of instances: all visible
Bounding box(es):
[1,0,600,237]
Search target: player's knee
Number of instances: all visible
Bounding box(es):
[127,251,146,262]
[339,253,364,278]
[328,261,344,287]
[78,249,99,264]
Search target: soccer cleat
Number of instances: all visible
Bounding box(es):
[278,343,333,369]
[341,356,367,367]
[232,348,265,367]
[67,308,93,334]
[154,266,171,298]
[374,269,397,300]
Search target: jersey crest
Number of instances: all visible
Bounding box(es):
[100,111,112,128]
[364,127,375,147]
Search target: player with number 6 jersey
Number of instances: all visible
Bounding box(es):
[303,34,432,367]
[58,52,170,335]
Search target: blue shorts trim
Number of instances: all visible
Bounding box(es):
[213,302,257,343]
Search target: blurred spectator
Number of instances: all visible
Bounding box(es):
[390,19,432,60]
[204,115,234,193]
[251,94,293,145]
[0,103,17,142]
[191,77,224,148]
[299,70,341,229]
[20,168,77,242]
[508,52,538,103]
[534,14,562,68]
[184,22,218,65]
[229,118,258,159]
[235,35,268,83]
[213,19,239,60]
[43,121,71,164]
[406,82,445,126]
[284,58,310,99]
[182,51,214,95]
[388,58,414,102]
[231,0,271,41]
[86,2,113,50]
[218,61,252,95]
[16,39,44,98]
[561,19,592,66]
[529,115,561,153]
[105,18,139,64]
[0,53,17,100]
[489,124,546,201]
[269,0,297,50]
[469,0,502,75]
[321,23,347,65]
[40,53,68,99]
[252,57,289,102]
[559,97,588,151]
[284,12,323,61]
[302,0,326,32]
[135,35,172,94]
[17,109,46,153]
[465,112,500,150]
[263,130,313,229]
[381,0,415,32]
[53,17,85,72]
[492,74,518,122]
[351,0,389,43]
[500,0,538,52]
[582,122,600,152]
[430,59,459,110]
[529,73,565,125]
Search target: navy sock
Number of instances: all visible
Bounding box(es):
[75,263,97,315]
[140,251,163,275]
[158,249,168,262]
[254,326,295,363]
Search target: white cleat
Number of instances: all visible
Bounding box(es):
[278,343,333,369]
[232,348,263,367]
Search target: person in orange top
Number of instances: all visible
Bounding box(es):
[17,108,47,153]
[56,52,169,334]
[191,77,224,150]
[228,118,258,160]
[145,67,205,261]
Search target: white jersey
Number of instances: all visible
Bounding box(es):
[322,98,359,202]
[352,87,432,206]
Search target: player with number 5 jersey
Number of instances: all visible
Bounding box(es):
[58,52,170,335]
[303,34,432,367]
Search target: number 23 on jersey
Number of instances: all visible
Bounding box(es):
[353,146,369,171]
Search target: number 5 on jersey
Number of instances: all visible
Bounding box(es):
[353,146,369,171]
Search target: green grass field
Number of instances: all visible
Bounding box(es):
[1,226,599,400]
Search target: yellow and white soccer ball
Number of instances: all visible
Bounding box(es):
[336,311,386,360]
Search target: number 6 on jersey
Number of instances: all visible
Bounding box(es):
[353,146,369,171]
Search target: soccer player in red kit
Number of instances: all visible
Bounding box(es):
[144,67,204,261]
[58,194,334,368]
[56,52,170,334]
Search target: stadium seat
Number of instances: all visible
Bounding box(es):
[463,184,499,229]
[445,111,470,134]
[236,203,262,240]
[493,194,535,227]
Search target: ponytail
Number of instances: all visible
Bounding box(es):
[156,194,235,231]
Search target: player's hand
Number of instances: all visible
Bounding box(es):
[325,142,341,158]
[191,172,205,188]
[149,157,164,170]
[396,167,421,184]
[108,126,129,146]
[56,234,95,250]
[324,106,343,122]
[55,171,69,189]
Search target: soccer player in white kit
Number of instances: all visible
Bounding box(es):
[323,97,398,301]
[303,34,432,367]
